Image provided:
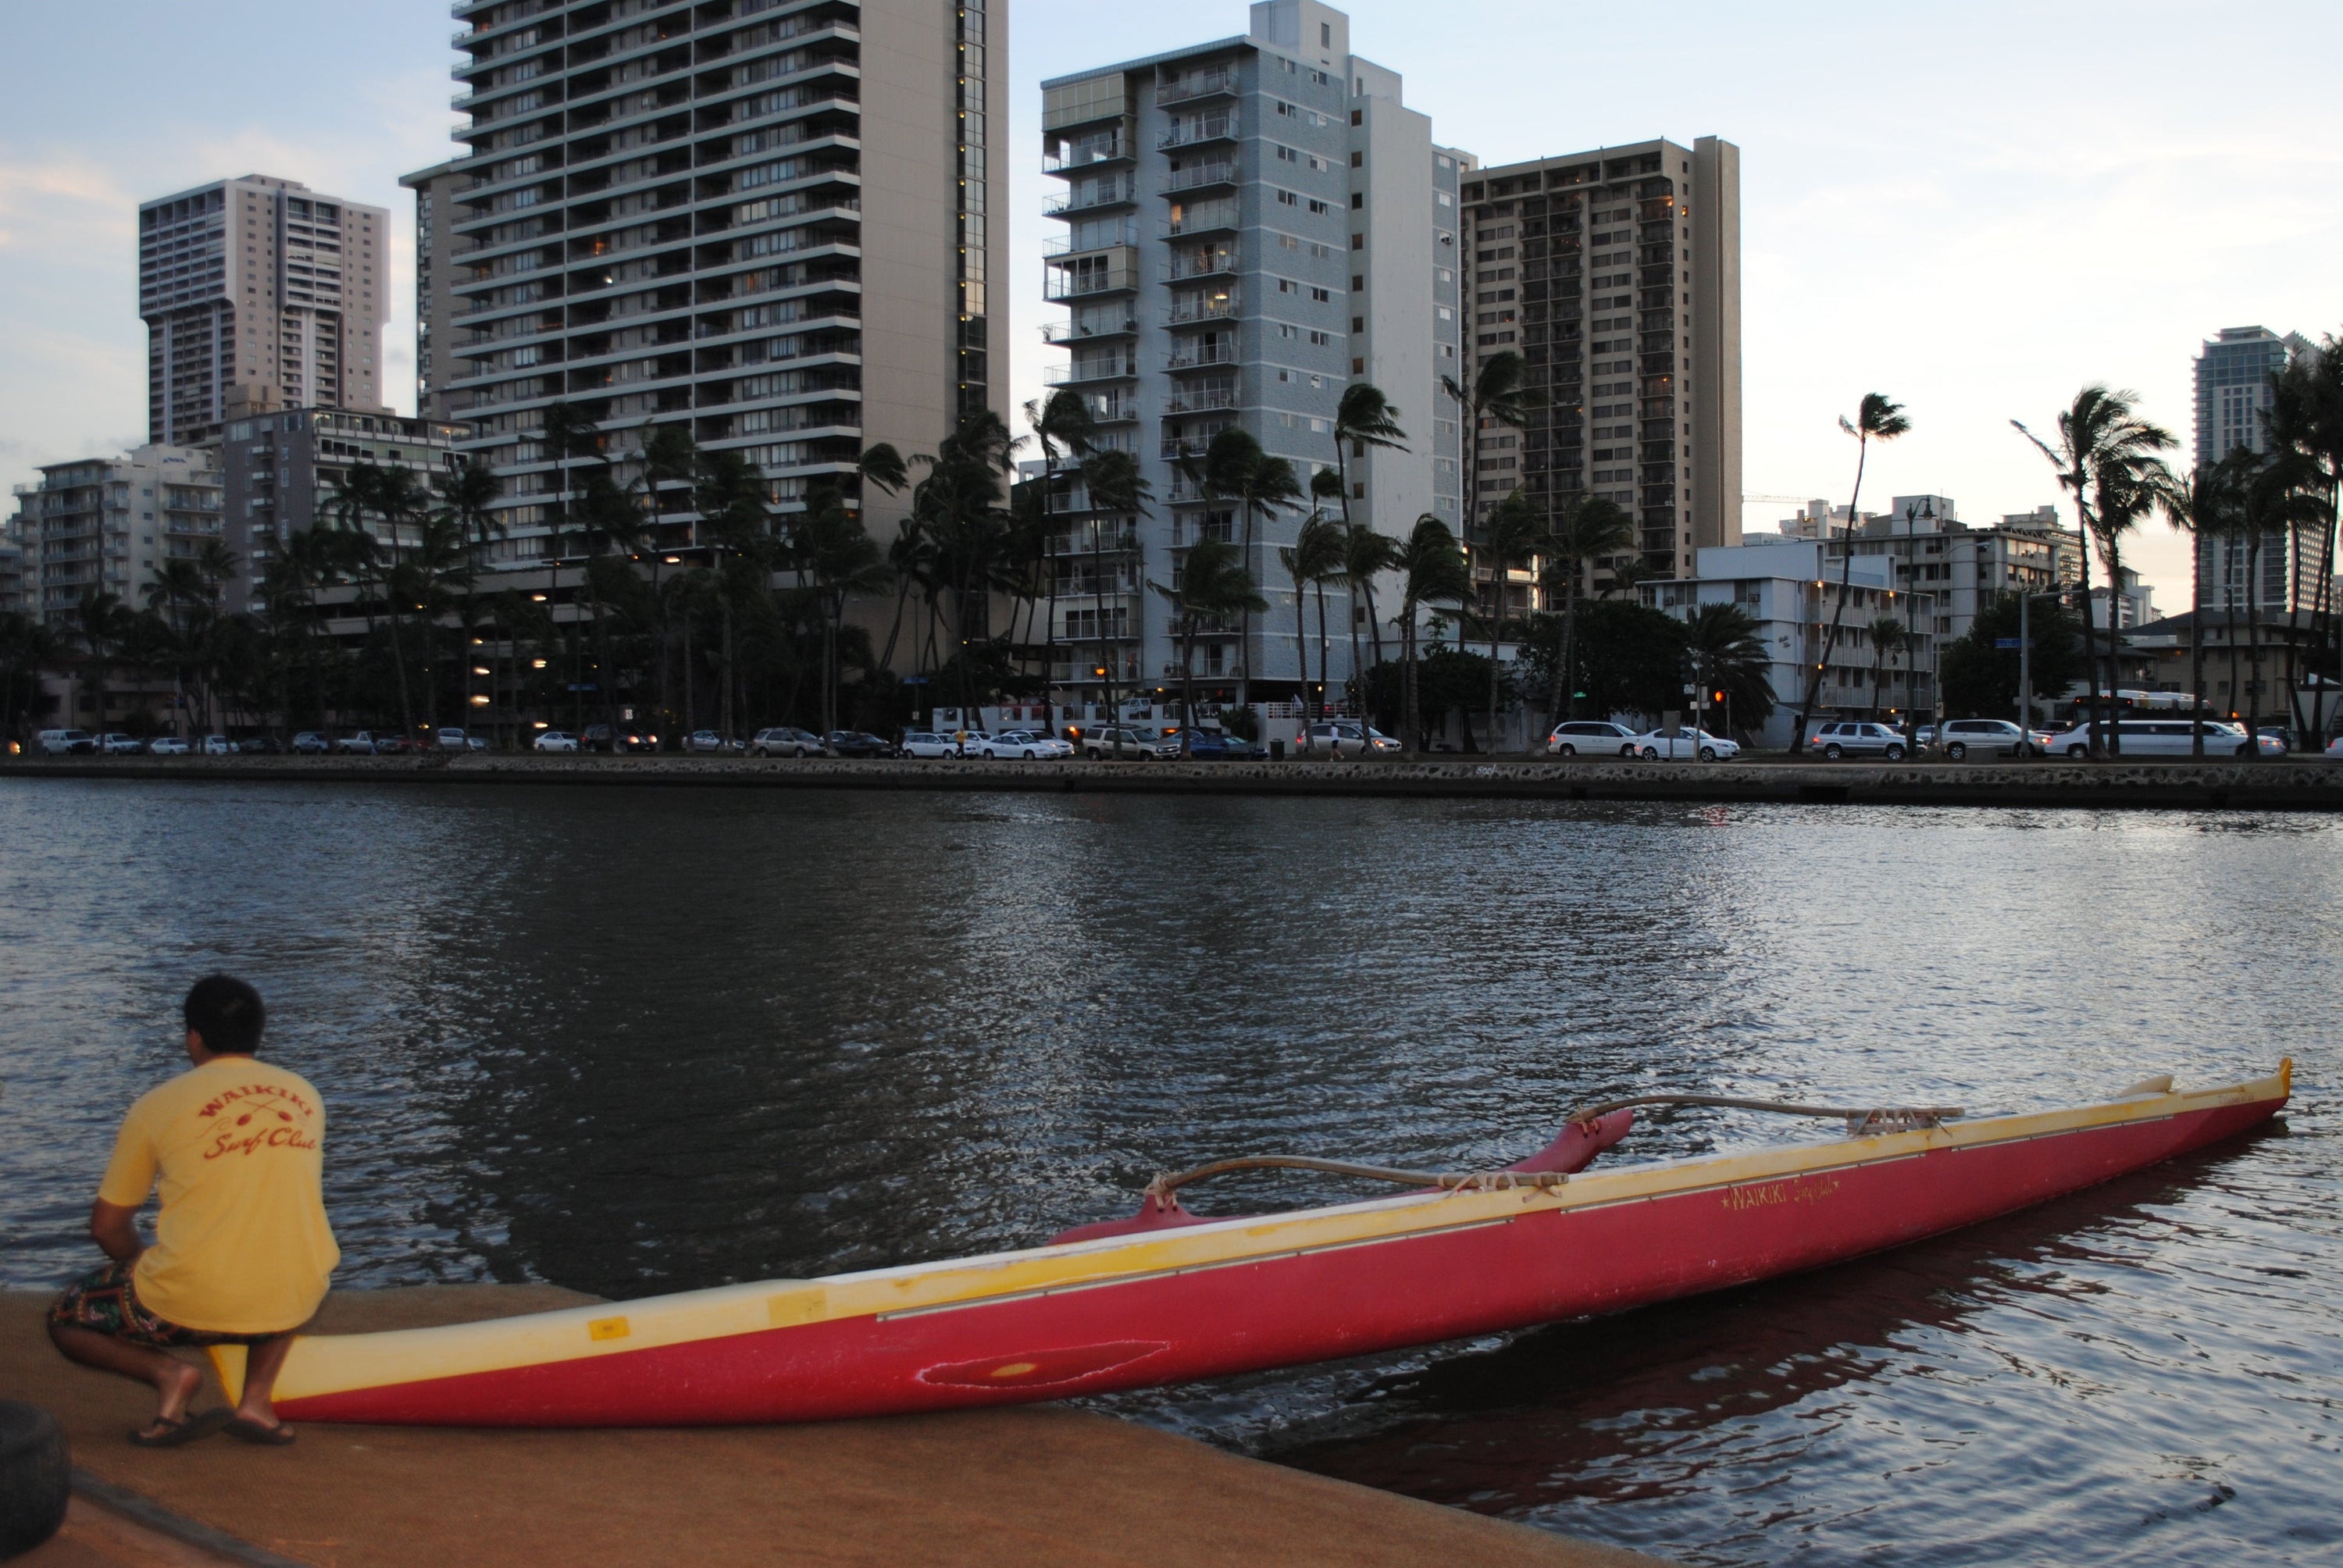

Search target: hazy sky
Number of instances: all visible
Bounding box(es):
[5,1,2337,609]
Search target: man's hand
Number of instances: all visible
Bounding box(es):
[90,1199,144,1266]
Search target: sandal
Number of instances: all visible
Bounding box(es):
[223,1416,296,1446]
[129,1409,232,1448]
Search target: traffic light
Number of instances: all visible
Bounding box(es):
[1712,690,1726,705]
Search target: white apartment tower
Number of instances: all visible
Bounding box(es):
[418,0,1007,563]
[2191,325,2322,615]
[1040,0,1465,709]
[139,176,389,446]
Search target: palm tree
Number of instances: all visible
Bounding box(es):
[1443,351,1545,620]
[540,403,606,729]
[0,612,62,747]
[1149,537,1266,756]
[1394,515,1471,752]
[694,447,772,741]
[1792,392,1911,755]
[2085,451,2184,753]
[1328,384,1407,688]
[2234,448,2327,749]
[2013,386,2172,758]
[71,587,125,737]
[1080,447,1153,721]
[1538,491,1636,731]
[1340,522,1401,708]
[1025,388,1098,736]
[1278,511,1347,750]
[799,483,893,734]
[2157,460,2245,757]
[1683,603,1777,739]
[1192,429,1303,707]
[1866,615,1906,720]
[1474,486,1542,751]
[373,465,434,738]
[2269,334,2342,736]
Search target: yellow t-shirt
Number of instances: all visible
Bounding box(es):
[98,1056,340,1335]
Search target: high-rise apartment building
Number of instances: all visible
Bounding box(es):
[1457,138,1741,600]
[417,0,1006,561]
[2191,325,2321,615]
[400,162,468,422]
[1040,0,1465,708]
[139,176,390,446]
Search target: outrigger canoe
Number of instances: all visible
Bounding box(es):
[212,1061,2291,1426]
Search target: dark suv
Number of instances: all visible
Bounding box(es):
[581,724,656,754]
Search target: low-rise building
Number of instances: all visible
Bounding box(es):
[1642,540,1908,748]
[213,406,470,610]
[12,446,225,626]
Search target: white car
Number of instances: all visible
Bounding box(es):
[1299,721,1399,757]
[98,732,143,755]
[2328,734,2343,759]
[1546,720,1640,757]
[1934,718,2039,760]
[533,730,580,753]
[683,730,741,754]
[1632,727,1740,761]
[145,736,190,756]
[2044,718,2280,759]
[198,735,234,755]
[979,729,1072,760]
[898,731,960,759]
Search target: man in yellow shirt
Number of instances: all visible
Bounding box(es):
[48,976,339,1447]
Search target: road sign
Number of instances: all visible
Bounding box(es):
[1994,638,2028,650]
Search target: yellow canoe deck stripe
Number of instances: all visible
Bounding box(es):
[266,1064,2288,1405]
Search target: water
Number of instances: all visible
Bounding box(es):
[0,779,2335,1566]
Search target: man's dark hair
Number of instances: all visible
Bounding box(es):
[184,975,266,1055]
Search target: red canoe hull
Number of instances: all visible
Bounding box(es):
[276,1085,2284,1426]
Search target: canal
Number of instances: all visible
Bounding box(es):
[2,779,2335,1566]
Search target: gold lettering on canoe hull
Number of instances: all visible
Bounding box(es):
[1720,1174,1842,1213]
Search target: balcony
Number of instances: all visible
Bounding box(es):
[1042,315,1138,344]
[1165,344,1239,372]
[1045,356,1139,385]
[1162,208,1239,240]
[1044,247,1139,301]
[1156,69,1239,106]
[1158,116,1238,151]
[1166,294,1239,326]
[1044,127,1133,174]
[1161,162,1239,195]
[1164,246,1239,283]
[1164,380,1238,415]
[1046,175,1138,216]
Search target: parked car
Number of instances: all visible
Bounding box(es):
[1185,730,1267,761]
[897,731,961,759]
[683,730,742,754]
[1632,727,1741,761]
[197,735,234,755]
[976,729,1071,760]
[237,735,287,755]
[95,732,141,755]
[824,729,895,759]
[1298,721,1399,757]
[35,729,97,756]
[1809,720,1910,760]
[145,736,191,756]
[1934,718,2040,760]
[2043,718,2281,758]
[581,723,655,754]
[1083,725,1182,761]
[1546,720,1641,758]
[336,731,385,754]
[433,727,490,752]
[291,731,330,755]
[533,729,580,754]
[947,729,993,756]
[749,726,823,758]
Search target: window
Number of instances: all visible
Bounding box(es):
[1436,192,1453,207]
[1350,151,1364,169]
[1278,189,1299,206]
[1278,278,1297,294]
[1351,234,1364,251]
[1311,286,1330,301]
[1350,193,1364,209]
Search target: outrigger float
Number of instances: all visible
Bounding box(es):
[216,1061,2291,1426]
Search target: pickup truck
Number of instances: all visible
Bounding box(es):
[336,732,392,754]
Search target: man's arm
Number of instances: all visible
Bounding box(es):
[89,1199,144,1265]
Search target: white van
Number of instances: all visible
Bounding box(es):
[36,729,96,756]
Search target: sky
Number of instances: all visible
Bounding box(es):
[4,0,2338,611]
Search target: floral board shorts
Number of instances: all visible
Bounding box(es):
[48,1260,278,1350]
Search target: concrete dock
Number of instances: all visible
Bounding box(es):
[9,751,2343,810]
[4,1286,1668,1568]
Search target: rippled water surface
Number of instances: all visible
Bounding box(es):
[2,779,2336,1566]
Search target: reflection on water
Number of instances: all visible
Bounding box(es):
[0,781,2335,1566]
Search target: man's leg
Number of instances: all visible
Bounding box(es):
[47,1320,203,1440]
[231,1335,296,1434]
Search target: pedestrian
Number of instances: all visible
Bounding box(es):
[48,975,338,1447]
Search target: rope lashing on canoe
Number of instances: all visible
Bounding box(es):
[1143,1155,1573,1202]
[1563,1093,1963,1136]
